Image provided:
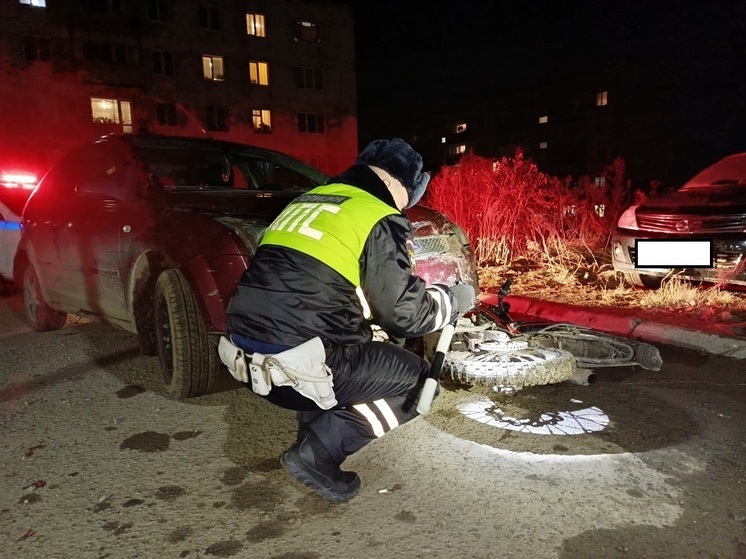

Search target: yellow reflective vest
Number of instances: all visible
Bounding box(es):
[260,183,398,286]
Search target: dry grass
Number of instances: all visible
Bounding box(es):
[478,249,746,330]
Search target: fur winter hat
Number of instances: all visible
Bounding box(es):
[355,138,430,209]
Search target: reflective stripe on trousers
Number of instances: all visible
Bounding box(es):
[353,399,400,437]
[301,340,432,464]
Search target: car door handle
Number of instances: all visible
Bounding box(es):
[122,225,131,233]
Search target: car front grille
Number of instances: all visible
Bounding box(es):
[636,212,746,233]
[628,246,744,269]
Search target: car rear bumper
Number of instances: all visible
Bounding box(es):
[611,230,746,286]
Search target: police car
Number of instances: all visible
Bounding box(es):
[0,170,38,288]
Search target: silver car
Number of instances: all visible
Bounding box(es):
[611,153,746,288]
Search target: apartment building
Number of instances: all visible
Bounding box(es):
[401,63,682,189]
[0,0,357,178]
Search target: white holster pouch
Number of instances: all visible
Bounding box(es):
[218,336,337,410]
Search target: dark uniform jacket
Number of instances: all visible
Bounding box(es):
[226,164,458,349]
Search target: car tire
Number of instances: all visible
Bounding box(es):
[22,265,67,332]
[623,272,662,289]
[154,268,218,399]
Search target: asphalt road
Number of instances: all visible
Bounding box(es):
[0,293,744,559]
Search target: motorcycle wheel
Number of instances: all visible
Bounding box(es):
[445,347,576,392]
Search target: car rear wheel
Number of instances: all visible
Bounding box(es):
[154,268,218,399]
[623,272,662,289]
[22,265,67,331]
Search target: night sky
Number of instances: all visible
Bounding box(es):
[350,0,745,151]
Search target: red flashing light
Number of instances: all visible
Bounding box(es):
[0,172,38,189]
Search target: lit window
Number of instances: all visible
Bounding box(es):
[90,98,132,133]
[120,102,132,133]
[441,137,446,143]
[539,115,548,124]
[294,21,321,44]
[152,50,174,75]
[252,109,272,132]
[454,122,467,134]
[20,0,46,6]
[199,5,220,30]
[448,144,467,155]
[202,55,224,81]
[596,91,608,106]
[540,141,548,149]
[293,67,324,89]
[246,12,265,37]
[298,113,325,134]
[594,177,606,187]
[249,61,269,85]
[155,102,178,126]
[206,105,227,131]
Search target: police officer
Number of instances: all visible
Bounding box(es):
[226,138,475,501]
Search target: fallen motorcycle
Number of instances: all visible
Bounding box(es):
[434,278,663,394]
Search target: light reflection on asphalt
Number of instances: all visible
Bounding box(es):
[458,396,610,436]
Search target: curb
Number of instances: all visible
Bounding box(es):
[479,293,746,360]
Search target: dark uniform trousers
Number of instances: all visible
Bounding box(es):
[250,339,432,465]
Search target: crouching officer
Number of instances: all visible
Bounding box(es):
[224,138,475,502]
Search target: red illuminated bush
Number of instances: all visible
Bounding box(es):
[424,153,631,265]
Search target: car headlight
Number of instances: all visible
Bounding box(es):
[612,241,626,261]
[617,205,640,230]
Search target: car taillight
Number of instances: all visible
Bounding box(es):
[0,172,38,189]
[617,205,640,230]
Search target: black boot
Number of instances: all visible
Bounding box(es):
[280,430,361,502]
[295,410,322,445]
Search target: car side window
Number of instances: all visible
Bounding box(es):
[246,158,318,191]
[75,147,134,201]
[134,145,192,188]
[130,141,323,192]
[201,156,250,189]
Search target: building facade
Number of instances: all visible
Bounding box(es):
[0,0,357,178]
[403,63,681,189]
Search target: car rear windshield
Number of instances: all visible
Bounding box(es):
[133,143,326,193]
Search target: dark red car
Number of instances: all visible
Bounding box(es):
[17,134,478,398]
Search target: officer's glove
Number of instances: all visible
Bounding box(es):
[450,283,476,317]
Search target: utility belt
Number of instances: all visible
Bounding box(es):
[218,335,337,410]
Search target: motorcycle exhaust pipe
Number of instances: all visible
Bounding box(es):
[565,368,597,386]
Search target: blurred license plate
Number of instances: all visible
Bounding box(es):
[635,239,713,268]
